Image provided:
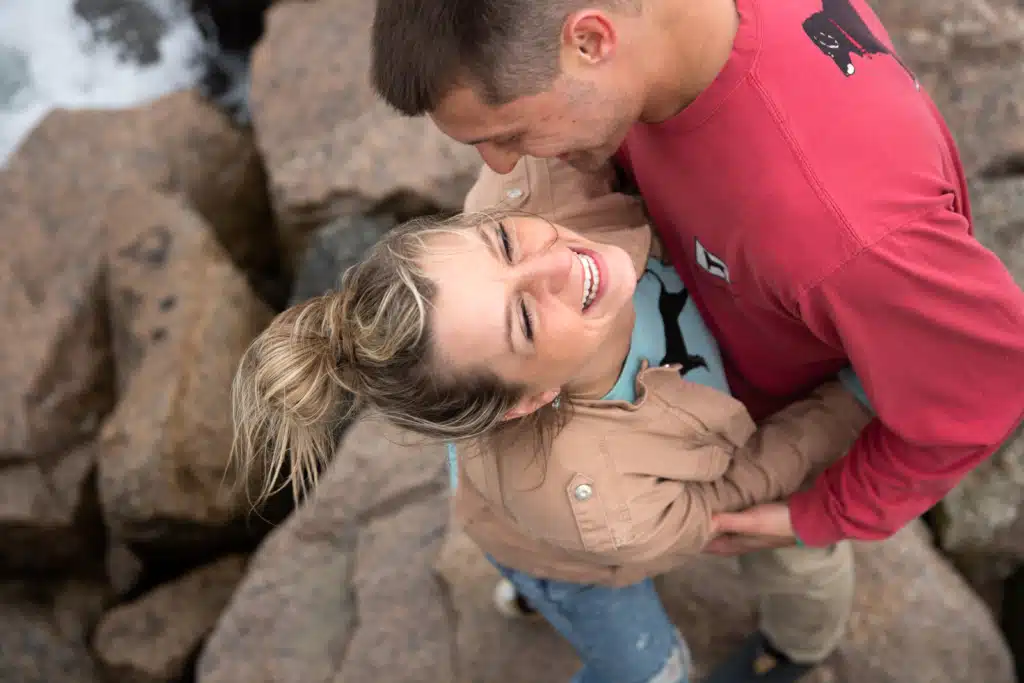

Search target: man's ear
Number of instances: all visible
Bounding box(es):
[503,389,560,421]
[561,10,618,66]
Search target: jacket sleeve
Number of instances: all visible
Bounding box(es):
[787,208,1024,546]
[582,381,871,566]
[688,381,872,514]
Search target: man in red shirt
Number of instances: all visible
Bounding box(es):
[371,0,1024,680]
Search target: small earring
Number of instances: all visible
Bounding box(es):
[551,395,561,410]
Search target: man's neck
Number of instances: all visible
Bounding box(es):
[639,0,741,123]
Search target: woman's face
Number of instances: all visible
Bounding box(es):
[422,215,638,412]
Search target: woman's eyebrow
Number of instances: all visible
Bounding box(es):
[474,223,502,262]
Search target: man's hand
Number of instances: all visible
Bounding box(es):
[704,502,799,555]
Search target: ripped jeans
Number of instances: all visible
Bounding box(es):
[491,558,691,683]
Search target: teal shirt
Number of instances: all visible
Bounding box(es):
[603,258,731,401]
[446,257,873,490]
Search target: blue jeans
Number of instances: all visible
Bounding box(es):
[491,558,691,683]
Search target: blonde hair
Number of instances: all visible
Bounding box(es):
[231,214,560,505]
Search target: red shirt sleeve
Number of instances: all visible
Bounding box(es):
[787,208,1024,545]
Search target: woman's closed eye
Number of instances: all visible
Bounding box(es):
[498,221,513,261]
[520,299,534,342]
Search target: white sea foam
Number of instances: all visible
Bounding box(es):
[0,0,203,165]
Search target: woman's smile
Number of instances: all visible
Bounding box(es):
[570,247,607,313]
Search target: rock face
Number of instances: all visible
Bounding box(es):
[0,193,114,466]
[288,213,397,305]
[0,580,110,683]
[196,414,450,683]
[96,188,273,555]
[92,555,248,683]
[0,80,285,677]
[867,0,1024,177]
[436,522,1016,683]
[3,90,282,304]
[248,0,482,270]
[0,444,104,574]
[197,416,1016,683]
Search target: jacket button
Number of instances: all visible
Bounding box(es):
[573,483,593,501]
[506,188,524,200]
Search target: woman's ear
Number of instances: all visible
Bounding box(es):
[503,389,560,421]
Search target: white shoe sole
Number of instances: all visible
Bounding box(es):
[492,578,541,620]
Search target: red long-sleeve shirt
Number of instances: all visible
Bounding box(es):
[616,0,1024,545]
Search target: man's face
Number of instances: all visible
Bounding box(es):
[430,75,640,174]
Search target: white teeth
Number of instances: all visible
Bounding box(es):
[574,252,600,311]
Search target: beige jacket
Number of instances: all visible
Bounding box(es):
[453,157,871,587]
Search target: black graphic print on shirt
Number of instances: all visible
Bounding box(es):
[802,0,917,85]
[648,267,709,376]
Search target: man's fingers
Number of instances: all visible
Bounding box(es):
[703,533,777,555]
[700,532,794,557]
[712,511,769,536]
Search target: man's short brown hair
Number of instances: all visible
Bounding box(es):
[371,0,639,116]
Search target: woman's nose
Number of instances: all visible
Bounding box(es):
[518,247,572,297]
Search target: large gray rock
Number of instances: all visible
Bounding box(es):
[0,137,115,571]
[867,0,1024,177]
[0,187,115,466]
[93,554,248,683]
[249,0,481,271]
[96,188,273,554]
[0,580,111,683]
[197,414,450,683]
[0,444,104,574]
[289,213,397,305]
[3,90,281,303]
[435,522,1017,683]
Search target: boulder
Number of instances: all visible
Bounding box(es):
[868,0,1024,177]
[0,444,104,574]
[0,194,114,465]
[249,0,482,270]
[969,176,1024,288]
[96,188,273,555]
[93,554,248,683]
[936,420,1024,566]
[0,580,111,683]
[3,89,281,304]
[128,90,281,299]
[289,213,397,305]
[202,406,1016,683]
[0,151,114,572]
[197,414,450,683]
[435,522,1017,683]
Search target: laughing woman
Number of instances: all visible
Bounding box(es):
[230,156,871,683]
